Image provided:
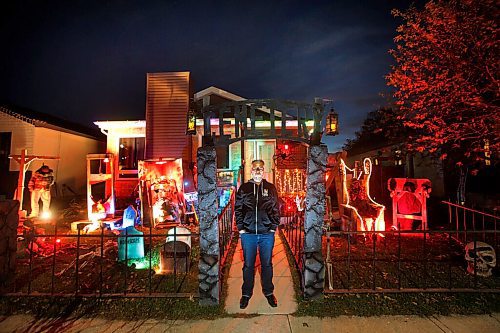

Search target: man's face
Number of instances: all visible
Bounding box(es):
[251,165,264,183]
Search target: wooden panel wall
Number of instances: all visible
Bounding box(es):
[145,72,191,161]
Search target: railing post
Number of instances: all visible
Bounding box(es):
[197,146,220,305]
[303,144,327,299]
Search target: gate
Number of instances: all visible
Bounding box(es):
[196,98,331,304]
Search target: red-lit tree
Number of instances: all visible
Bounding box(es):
[387,0,499,166]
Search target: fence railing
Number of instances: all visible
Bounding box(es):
[3,224,199,298]
[281,210,305,274]
[443,201,499,245]
[219,189,236,268]
[323,229,500,293]
[279,202,500,294]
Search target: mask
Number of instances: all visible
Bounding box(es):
[252,173,263,183]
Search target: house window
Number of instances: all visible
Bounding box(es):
[216,146,229,169]
[118,137,145,178]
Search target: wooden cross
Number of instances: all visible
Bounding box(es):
[9,149,59,215]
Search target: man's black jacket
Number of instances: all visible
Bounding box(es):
[235,179,280,234]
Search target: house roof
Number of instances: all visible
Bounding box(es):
[194,86,285,118]
[0,104,105,140]
[194,86,245,102]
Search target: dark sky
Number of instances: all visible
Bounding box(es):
[0,0,414,151]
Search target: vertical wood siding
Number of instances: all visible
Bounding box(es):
[145,72,191,161]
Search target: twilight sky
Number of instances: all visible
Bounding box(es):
[0,0,416,151]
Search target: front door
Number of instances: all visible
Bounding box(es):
[244,139,275,182]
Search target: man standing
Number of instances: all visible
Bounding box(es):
[235,159,280,309]
[28,165,55,218]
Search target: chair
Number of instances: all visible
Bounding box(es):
[387,178,432,230]
[340,158,385,234]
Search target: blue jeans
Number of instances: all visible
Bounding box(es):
[240,232,275,297]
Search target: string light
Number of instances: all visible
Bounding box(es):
[276,169,305,194]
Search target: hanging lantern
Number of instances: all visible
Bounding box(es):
[186,108,197,135]
[325,108,339,136]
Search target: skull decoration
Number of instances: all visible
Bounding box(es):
[464,241,496,277]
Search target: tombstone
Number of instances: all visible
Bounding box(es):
[118,226,144,261]
[158,227,191,274]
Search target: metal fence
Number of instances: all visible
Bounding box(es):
[281,210,305,274]
[219,189,236,268]
[444,200,499,245]
[4,224,199,298]
[280,202,500,294]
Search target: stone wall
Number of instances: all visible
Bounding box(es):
[0,200,19,289]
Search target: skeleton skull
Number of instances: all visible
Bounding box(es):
[464,241,496,277]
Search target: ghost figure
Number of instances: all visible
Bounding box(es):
[464,241,496,277]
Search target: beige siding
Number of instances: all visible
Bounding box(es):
[0,112,35,171]
[32,127,104,195]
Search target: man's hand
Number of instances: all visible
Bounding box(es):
[239,230,246,234]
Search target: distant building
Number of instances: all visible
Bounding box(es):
[0,104,105,203]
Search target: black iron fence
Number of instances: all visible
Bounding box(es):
[280,202,500,294]
[219,190,236,268]
[444,200,499,245]
[4,221,199,298]
[281,210,305,274]
[323,229,499,293]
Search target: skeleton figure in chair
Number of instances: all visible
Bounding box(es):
[28,165,55,218]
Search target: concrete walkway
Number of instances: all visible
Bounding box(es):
[1,314,500,332]
[224,233,298,314]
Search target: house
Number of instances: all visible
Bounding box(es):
[0,104,105,207]
[94,72,313,212]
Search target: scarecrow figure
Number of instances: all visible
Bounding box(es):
[28,165,55,218]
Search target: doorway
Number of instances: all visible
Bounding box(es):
[244,139,275,182]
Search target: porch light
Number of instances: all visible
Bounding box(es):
[325,108,339,136]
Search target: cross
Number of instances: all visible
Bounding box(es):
[9,149,59,216]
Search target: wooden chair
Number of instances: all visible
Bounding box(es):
[387,178,432,230]
[340,158,385,234]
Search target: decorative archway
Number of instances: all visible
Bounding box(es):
[196,98,331,304]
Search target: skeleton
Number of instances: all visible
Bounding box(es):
[464,241,496,277]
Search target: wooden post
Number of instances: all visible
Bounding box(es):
[15,149,27,214]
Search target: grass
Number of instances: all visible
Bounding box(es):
[0,297,224,320]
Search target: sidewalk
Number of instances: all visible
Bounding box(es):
[1,313,499,332]
[224,232,297,314]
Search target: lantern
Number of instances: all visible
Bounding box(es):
[325,108,339,136]
[186,108,197,135]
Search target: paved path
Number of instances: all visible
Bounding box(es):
[224,233,298,314]
[1,314,500,332]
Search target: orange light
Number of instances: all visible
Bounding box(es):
[56,238,61,243]
[284,144,289,150]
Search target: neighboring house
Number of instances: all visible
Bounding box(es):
[94,72,312,210]
[0,105,105,203]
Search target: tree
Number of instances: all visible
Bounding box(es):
[386,0,499,166]
[343,107,404,155]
